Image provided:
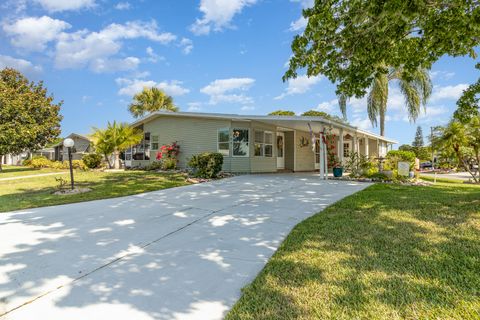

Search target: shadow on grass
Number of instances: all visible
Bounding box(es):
[226,183,480,320]
[0,171,188,212]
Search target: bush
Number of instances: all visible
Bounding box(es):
[386,150,416,170]
[82,153,103,169]
[161,158,177,170]
[344,152,373,177]
[29,156,52,168]
[368,172,390,181]
[188,152,224,178]
[145,161,163,171]
[69,160,87,170]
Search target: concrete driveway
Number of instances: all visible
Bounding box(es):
[0,173,370,320]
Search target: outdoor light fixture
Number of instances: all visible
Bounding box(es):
[63,138,75,190]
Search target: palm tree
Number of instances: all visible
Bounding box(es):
[339,65,432,136]
[91,121,143,169]
[129,87,178,118]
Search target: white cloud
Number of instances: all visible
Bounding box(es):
[54,21,176,72]
[114,1,131,10]
[0,54,42,74]
[200,77,255,105]
[190,0,257,35]
[116,78,190,97]
[180,38,193,55]
[90,57,140,73]
[240,105,255,111]
[145,46,165,63]
[430,84,468,102]
[187,102,202,111]
[289,0,313,32]
[315,99,337,112]
[3,16,71,51]
[33,0,95,12]
[430,70,455,80]
[275,75,321,100]
[351,116,373,130]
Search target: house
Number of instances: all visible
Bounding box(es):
[53,133,93,161]
[1,152,29,166]
[127,111,398,173]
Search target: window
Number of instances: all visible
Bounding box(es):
[217,128,230,156]
[343,142,350,158]
[132,132,151,160]
[233,128,249,157]
[151,135,159,150]
[254,130,273,157]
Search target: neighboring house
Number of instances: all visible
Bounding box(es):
[53,133,93,161]
[32,147,55,160]
[128,111,397,173]
[1,152,29,166]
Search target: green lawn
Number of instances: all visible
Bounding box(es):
[0,165,65,178]
[0,170,189,212]
[226,182,480,320]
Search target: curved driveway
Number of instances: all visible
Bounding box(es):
[0,173,370,320]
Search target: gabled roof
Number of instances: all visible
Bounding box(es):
[52,133,92,147]
[130,111,398,144]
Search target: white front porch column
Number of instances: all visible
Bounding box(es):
[365,136,369,157]
[352,135,357,153]
[339,129,344,164]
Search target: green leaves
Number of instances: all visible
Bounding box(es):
[0,68,62,157]
[128,87,178,118]
[285,0,480,99]
[454,63,480,123]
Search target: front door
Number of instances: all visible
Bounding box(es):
[276,132,285,169]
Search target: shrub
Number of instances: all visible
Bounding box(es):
[368,172,390,181]
[69,160,87,170]
[29,156,52,168]
[344,152,373,177]
[162,158,177,170]
[188,152,224,178]
[385,150,416,170]
[145,161,163,171]
[22,159,32,166]
[82,153,103,169]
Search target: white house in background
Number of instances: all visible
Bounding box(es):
[127,111,397,172]
[52,133,93,161]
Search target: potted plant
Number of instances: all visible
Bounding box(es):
[332,156,343,177]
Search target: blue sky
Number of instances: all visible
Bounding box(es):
[0,0,478,145]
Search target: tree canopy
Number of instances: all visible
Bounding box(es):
[91,121,143,169]
[454,63,480,123]
[268,110,296,116]
[0,68,62,169]
[129,87,178,118]
[285,1,480,99]
[301,110,348,124]
[413,126,424,148]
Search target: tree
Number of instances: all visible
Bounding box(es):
[454,63,480,123]
[0,68,62,171]
[301,110,348,123]
[284,1,479,99]
[340,65,431,136]
[268,110,295,116]
[412,126,424,148]
[437,118,480,183]
[129,87,178,118]
[91,122,143,169]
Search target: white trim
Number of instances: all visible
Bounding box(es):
[293,130,297,172]
[276,131,285,169]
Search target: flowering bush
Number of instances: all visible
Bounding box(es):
[155,142,180,170]
[322,130,340,168]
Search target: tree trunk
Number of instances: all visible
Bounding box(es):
[104,153,112,169]
[380,103,386,137]
[114,151,120,169]
[0,155,3,172]
[454,145,478,183]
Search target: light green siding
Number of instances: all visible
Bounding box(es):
[295,130,315,171]
[131,116,277,173]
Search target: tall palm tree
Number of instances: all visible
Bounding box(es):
[91,121,143,169]
[339,65,432,136]
[129,87,178,118]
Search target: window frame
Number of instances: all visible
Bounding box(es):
[151,135,159,151]
[232,128,250,157]
[217,128,231,156]
[254,130,273,158]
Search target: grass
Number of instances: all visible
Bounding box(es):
[226,182,480,320]
[0,165,65,178]
[0,170,189,212]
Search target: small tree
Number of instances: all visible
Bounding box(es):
[412,126,424,148]
[301,110,347,123]
[0,68,62,170]
[129,87,178,118]
[268,110,295,116]
[91,122,143,169]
